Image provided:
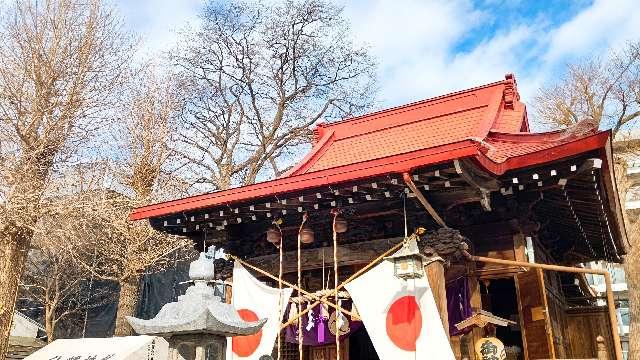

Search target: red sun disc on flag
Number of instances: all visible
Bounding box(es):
[232,309,263,357]
[385,295,422,351]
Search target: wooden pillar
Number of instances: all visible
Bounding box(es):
[425,256,449,338]
[467,262,483,360]
[450,336,462,359]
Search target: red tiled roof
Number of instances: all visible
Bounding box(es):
[284,75,519,176]
[130,74,612,221]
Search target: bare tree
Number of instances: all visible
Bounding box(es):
[535,42,640,136]
[0,0,134,355]
[534,41,640,358]
[69,67,194,336]
[20,192,112,342]
[171,0,376,190]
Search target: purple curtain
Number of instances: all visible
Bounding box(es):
[446,276,473,336]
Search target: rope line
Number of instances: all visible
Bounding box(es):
[276,222,283,360]
[332,210,340,360]
[297,214,306,360]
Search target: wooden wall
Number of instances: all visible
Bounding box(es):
[463,223,524,279]
[545,278,571,358]
[566,307,615,360]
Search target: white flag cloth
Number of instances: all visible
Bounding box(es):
[228,261,293,360]
[345,259,455,360]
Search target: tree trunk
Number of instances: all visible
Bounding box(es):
[114,275,140,336]
[44,306,55,343]
[0,227,32,360]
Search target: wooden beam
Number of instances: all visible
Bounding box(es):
[249,237,404,274]
[402,172,447,227]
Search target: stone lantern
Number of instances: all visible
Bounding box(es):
[127,253,266,360]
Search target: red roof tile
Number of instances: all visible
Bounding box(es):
[285,76,516,176]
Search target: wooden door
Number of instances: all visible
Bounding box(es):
[309,342,349,360]
[515,269,555,360]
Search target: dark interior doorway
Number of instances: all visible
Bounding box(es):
[349,326,379,360]
[481,278,524,358]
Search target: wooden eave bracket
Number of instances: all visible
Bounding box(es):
[454,159,501,211]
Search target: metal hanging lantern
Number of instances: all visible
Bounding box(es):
[385,235,427,280]
[266,225,282,244]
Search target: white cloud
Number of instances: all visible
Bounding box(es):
[114,0,202,58]
[341,0,640,111]
[545,0,640,63]
[110,0,640,117]
[374,25,538,105]
[344,0,485,64]
[341,0,537,106]
[341,0,487,104]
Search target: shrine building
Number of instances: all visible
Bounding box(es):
[131,74,628,360]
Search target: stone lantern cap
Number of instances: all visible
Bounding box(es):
[127,253,266,337]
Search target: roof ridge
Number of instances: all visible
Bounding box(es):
[486,129,566,142]
[317,77,510,128]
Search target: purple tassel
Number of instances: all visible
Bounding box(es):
[317,317,325,343]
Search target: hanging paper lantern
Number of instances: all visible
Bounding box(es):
[266,225,282,244]
[300,225,314,244]
[334,215,348,233]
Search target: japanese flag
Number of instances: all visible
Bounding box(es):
[228,261,293,360]
[345,259,455,360]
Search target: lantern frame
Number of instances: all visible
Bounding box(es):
[385,236,428,280]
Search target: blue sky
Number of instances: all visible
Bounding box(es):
[114,0,640,117]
